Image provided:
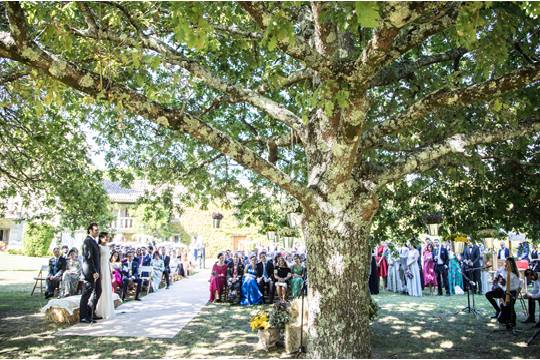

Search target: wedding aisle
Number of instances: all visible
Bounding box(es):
[56,269,210,339]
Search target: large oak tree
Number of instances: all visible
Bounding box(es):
[0,2,539,357]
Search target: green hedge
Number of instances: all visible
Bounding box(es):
[23,223,55,257]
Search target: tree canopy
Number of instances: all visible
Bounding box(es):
[0,1,539,357]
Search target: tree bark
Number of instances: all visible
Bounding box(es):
[302,189,378,358]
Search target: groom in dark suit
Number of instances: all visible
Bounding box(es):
[79,222,101,323]
[433,239,450,296]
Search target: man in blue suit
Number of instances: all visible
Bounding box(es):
[121,251,142,301]
[498,241,510,260]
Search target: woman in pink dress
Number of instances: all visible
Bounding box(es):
[209,253,228,303]
[376,243,389,289]
[423,242,437,295]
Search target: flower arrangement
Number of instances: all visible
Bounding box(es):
[250,310,270,331]
[424,212,444,224]
[268,302,291,329]
[212,212,224,220]
[477,229,501,239]
[445,233,469,242]
[279,227,299,238]
[262,224,277,233]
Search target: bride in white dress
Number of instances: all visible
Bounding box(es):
[96,234,115,319]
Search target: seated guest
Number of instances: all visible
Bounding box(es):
[522,269,540,328]
[227,253,244,303]
[274,257,292,303]
[532,244,540,272]
[176,256,186,277]
[256,252,275,303]
[110,250,123,293]
[61,248,81,297]
[241,255,263,305]
[121,251,142,301]
[485,257,520,328]
[209,253,228,303]
[290,255,305,298]
[45,247,67,299]
[150,251,164,293]
[517,241,530,261]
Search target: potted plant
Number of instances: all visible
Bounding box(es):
[250,310,278,350]
[424,213,444,236]
[444,232,469,254]
[263,224,278,241]
[477,228,500,250]
[279,227,299,248]
[212,212,223,228]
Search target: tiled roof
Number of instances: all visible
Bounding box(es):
[103,180,142,203]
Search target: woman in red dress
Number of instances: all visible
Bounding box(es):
[209,253,228,303]
[376,242,389,288]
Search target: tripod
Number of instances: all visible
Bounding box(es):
[455,266,481,318]
[527,328,540,346]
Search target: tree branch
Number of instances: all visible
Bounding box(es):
[376,120,540,188]
[238,1,329,71]
[349,2,460,93]
[69,19,306,140]
[360,62,540,150]
[0,3,312,205]
[369,48,467,87]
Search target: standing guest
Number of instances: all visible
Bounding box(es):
[486,257,520,328]
[522,269,540,328]
[376,242,389,289]
[274,257,292,303]
[368,249,380,295]
[121,251,142,301]
[256,252,275,303]
[433,239,450,296]
[447,246,463,295]
[399,244,409,294]
[406,244,422,297]
[79,223,101,323]
[161,248,171,289]
[61,245,69,259]
[531,244,540,272]
[227,253,244,303]
[423,242,437,295]
[182,252,191,276]
[417,242,425,291]
[209,253,228,303]
[386,248,402,293]
[150,251,164,293]
[290,255,305,298]
[176,256,185,277]
[110,251,123,293]
[96,232,115,320]
[517,241,530,261]
[45,247,67,299]
[61,248,81,297]
[498,241,509,260]
[463,239,482,294]
[241,255,263,305]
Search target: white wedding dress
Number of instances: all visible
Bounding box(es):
[96,245,115,319]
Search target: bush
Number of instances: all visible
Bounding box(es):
[7,248,24,255]
[23,223,55,257]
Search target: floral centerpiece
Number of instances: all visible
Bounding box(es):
[444,233,469,242]
[279,227,299,238]
[424,212,444,224]
[477,229,500,239]
[250,310,279,350]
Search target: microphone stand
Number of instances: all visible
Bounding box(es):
[295,280,308,358]
[455,264,482,318]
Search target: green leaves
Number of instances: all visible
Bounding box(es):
[355,2,380,28]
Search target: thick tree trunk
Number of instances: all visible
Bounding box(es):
[303,191,378,358]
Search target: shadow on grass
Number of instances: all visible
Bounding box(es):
[371,290,540,358]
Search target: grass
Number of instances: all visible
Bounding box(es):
[1,252,539,358]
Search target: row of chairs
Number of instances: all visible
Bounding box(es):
[31,265,157,297]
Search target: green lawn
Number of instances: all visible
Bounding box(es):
[1,254,539,358]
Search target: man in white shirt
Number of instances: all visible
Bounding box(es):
[522,269,540,328]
